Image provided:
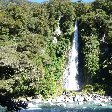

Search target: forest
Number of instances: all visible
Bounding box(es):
[0,0,112,100]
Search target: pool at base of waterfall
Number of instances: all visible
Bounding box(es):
[1,102,112,112]
[0,105,7,112]
[18,102,112,112]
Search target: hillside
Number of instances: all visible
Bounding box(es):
[0,0,112,100]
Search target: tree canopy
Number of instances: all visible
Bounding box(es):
[0,0,112,100]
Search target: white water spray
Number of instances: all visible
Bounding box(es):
[63,20,80,91]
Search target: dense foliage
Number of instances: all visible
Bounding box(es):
[0,0,112,99]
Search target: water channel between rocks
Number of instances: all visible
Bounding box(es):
[19,101,112,112]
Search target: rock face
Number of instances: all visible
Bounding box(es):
[53,27,62,44]
[54,27,62,37]
[53,37,57,43]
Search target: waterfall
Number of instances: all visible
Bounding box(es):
[63,20,80,91]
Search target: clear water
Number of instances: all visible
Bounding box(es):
[18,102,112,112]
[20,108,112,112]
[0,105,6,112]
[1,102,112,112]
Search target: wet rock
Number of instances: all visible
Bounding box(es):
[31,99,42,103]
[6,93,112,111]
[78,101,83,105]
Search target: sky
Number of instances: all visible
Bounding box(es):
[28,0,95,3]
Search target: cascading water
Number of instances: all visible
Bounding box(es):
[63,20,80,91]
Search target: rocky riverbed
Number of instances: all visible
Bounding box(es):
[1,93,112,111]
[20,93,112,109]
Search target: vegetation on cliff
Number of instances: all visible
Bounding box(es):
[0,0,112,100]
